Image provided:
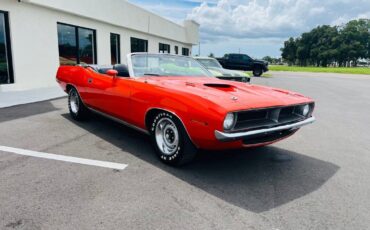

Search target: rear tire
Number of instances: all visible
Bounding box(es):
[253,66,263,77]
[68,87,89,121]
[150,112,197,166]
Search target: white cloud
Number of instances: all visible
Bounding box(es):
[187,0,370,42]
[129,0,370,57]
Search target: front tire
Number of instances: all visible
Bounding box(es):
[253,66,263,77]
[68,87,88,121]
[150,112,197,166]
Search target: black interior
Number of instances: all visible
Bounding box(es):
[113,64,130,77]
[86,64,130,77]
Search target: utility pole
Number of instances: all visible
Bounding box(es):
[198,42,201,56]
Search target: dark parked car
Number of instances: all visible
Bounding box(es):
[217,53,269,77]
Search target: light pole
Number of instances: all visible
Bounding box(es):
[198,42,201,56]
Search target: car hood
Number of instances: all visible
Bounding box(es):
[142,77,313,112]
[208,67,249,77]
[253,59,268,65]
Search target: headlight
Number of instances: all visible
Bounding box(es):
[298,104,310,117]
[302,104,310,116]
[223,113,236,130]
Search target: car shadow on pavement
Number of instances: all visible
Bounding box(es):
[62,113,339,213]
[0,100,60,123]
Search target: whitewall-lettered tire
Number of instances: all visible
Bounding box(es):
[150,112,197,166]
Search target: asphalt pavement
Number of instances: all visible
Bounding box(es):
[0,71,369,229]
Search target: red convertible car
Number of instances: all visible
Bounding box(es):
[56,53,315,165]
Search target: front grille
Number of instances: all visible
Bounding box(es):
[233,103,314,132]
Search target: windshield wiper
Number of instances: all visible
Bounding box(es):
[143,73,161,76]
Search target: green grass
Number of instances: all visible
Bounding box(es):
[261,73,272,78]
[269,65,370,75]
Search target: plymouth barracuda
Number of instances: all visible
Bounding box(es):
[56,53,315,165]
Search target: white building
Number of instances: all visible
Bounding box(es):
[0,0,199,99]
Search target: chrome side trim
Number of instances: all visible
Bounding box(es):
[215,116,315,141]
[89,107,149,135]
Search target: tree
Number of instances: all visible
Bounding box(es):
[280,37,297,65]
[280,19,370,67]
[337,19,370,66]
[262,56,273,63]
[208,53,215,58]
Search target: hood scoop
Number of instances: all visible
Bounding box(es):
[204,83,232,88]
[204,83,236,92]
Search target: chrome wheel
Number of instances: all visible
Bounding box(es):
[155,117,179,155]
[70,90,79,114]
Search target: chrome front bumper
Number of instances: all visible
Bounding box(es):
[215,116,315,141]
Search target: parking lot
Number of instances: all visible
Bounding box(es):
[1,72,370,229]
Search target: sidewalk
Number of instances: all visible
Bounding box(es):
[0,86,66,108]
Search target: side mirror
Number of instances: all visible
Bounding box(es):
[106,69,118,77]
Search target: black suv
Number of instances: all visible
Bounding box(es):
[216,53,268,77]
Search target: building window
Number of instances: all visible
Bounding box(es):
[175,46,179,55]
[0,11,13,85]
[131,37,148,53]
[182,47,190,56]
[78,27,96,64]
[57,23,97,65]
[110,33,120,65]
[159,43,170,54]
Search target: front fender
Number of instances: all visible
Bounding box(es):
[152,93,226,148]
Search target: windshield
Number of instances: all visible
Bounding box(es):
[197,58,223,68]
[130,54,212,77]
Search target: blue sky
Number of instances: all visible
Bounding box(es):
[128,0,370,58]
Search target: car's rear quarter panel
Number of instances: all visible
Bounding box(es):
[56,66,88,93]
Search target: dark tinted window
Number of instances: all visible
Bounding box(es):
[111,33,121,64]
[131,37,148,52]
[57,23,96,65]
[78,28,96,64]
[229,54,239,60]
[159,43,170,54]
[241,55,251,61]
[57,24,77,65]
[0,11,13,84]
[175,46,179,55]
[182,47,189,56]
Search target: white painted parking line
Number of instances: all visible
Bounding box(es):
[0,145,128,170]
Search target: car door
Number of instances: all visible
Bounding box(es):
[83,69,131,121]
[228,54,240,69]
[82,69,113,112]
[232,54,245,70]
[241,55,253,70]
[107,76,133,122]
